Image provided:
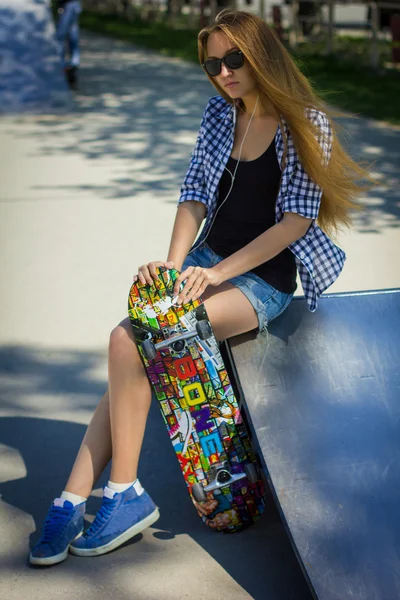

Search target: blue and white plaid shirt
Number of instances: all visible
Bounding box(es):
[178,95,346,311]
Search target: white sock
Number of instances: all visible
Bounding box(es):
[104,479,144,499]
[60,491,87,506]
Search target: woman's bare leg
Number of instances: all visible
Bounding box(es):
[103,284,256,484]
[107,319,152,483]
[30,281,259,564]
[62,281,256,499]
[63,319,151,496]
[64,390,112,498]
[202,282,258,341]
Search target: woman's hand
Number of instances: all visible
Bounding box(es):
[173,266,223,305]
[133,261,174,286]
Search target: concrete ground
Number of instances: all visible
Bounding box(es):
[0,30,399,600]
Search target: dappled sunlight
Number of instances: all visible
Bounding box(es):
[0,345,108,418]
[0,343,312,599]
[335,116,400,234]
[0,444,26,484]
[4,30,398,236]
[362,145,384,156]
[2,32,210,205]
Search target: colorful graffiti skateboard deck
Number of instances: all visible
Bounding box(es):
[128,267,266,532]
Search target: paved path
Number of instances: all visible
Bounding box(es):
[0,30,399,600]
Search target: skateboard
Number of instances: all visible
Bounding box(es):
[128,266,266,532]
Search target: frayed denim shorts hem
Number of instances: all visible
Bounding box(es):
[182,243,293,333]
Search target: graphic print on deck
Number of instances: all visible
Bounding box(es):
[128,267,266,532]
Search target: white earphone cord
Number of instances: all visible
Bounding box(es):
[201,96,259,247]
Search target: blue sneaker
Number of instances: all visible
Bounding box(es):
[70,484,160,556]
[29,499,85,566]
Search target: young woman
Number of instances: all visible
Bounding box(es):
[29,9,368,565]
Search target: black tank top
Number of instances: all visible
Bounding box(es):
[206,140,297,294]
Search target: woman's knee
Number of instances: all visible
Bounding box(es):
[109,317,138,358]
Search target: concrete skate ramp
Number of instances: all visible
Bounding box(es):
[0,0,72,113]
[228,290,400,600]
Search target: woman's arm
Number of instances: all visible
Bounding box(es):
[134,201,205,286]
[136,105,209,285]
[167,201,207,270]
[213,212,310,282]
[174,212,310,303]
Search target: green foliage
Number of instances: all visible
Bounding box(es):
[291,57,399,124]
[80,12,199,62]
[80,12,400,124]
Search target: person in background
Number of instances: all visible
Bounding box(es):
[55,0,82,89]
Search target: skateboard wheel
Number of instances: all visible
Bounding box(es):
[191,482,207,503]
[196,320,212,341]
[244,462,259,484]
[133,329,148,342]
[142,339,157,361]
[216,469,231,484]
[195,305,207,321]
[171,339,185,352]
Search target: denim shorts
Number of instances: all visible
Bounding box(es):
[182,243,293,333]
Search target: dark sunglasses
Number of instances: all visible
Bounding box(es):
[202,50,244,77]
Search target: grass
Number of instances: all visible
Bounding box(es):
[80,11,199,61]
[80,11,400,124]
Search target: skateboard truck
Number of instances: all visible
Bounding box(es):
[191,461,259,502]
[156,327,207,351]
[140,319,213,361]
[204,462,247,492]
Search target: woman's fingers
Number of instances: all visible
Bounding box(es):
[173,266,194,297]
[191,281,208,303]
[181,275,205,304]
[178,267,207,304]
[148,261,165,281]
[134,260,175,285]
[133,262,210,304]
[132,262,217,306]
[138,264,152,286]
[176,268,199,301]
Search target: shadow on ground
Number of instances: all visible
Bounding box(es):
[6,30,400,235]
[0,344,313,600]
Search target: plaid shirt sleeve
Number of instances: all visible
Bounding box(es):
[283,111,333,220]
[178,111,209,207]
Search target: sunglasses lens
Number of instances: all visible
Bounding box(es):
[204,59,221,77]
[203,52,243,77]
[225,51,244,70]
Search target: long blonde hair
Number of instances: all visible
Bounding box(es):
[198,9,372,236]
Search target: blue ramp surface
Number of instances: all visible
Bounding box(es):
[0,0,72,113]
[229,290,400,600]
